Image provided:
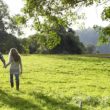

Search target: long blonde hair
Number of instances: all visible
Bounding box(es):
[9,48,20,62]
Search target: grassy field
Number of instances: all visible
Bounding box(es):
[0,54,110,110]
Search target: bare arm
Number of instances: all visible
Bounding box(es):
[5,62,11,68]
[1,57,5,67]
[20,57,22,74]
[0,53,6,67]
[5,55,11,68]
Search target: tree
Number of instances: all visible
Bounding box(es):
[0,31,23,53]
[17,0,100,31]
[50,27,85,54]
[16,0,102,29]
[0,0,24,53]
[26,32,60,54]
[101,6,110,42]
[0,0,9,31]
[24,26,85,54]
[14,0,103,48]
[94,6,110,44]
[0,0,22,35]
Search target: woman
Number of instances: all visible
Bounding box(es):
[5,48,22,90]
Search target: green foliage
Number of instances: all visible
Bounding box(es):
[14,0,101,34]
[102,6,110,21]
[99,26,110,44]
[50,27,85,54]
[96,6,110,44]
[0,54,110,110]
[12,0,106,47]
[94,24,110,44]
[27,32,60,53]
[19,38,30,53]
[0,0,23,35]
[0,31,24,53]
[22,27,85,54]
[12,15,26,26]
[0,0,9,31]
[0,0,25,54]
[44,31,61,49]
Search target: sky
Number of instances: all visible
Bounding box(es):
[3,0,24,15]
[3,0,110,37]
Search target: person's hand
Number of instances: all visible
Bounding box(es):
[20,71,22,75]
[3,64,6,68]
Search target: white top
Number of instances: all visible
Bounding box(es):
[9,56,20,74]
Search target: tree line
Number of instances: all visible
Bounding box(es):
[0,27,86,54]
[0,0,86,54]
[0,0,109,54]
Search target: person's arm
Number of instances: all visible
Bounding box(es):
[20,57,22,74]
[5,62,11,68]
[5,55,11,68]
[0,53,6,67]
[1,57,5,67]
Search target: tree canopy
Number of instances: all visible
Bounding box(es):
[23,26,85,54]
[0,0,9,31]
[95,6,110,44]
[101,6,110,42]
[16,0,101,33]
[0,0,22,35]
[13,0,105,48]
[0,0,23,53]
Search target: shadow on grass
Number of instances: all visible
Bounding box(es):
[0,89,42,110]
[32,92,87,110]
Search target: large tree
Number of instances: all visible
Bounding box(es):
[0,0,23,53]
[23,26,85,54]
[14,0,103,48]
[0,31,23,53]
[17,0,101,31]
[0,0,22,35]
[50,27,85,54]
[0,0,9,31]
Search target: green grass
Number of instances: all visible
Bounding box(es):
[0,54,110,110]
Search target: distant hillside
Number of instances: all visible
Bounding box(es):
[76,28,110,53]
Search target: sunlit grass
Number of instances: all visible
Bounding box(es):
[0,54,110,110]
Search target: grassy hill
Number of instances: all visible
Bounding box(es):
[0,54,110,110]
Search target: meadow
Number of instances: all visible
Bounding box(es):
[0,54,110,110]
